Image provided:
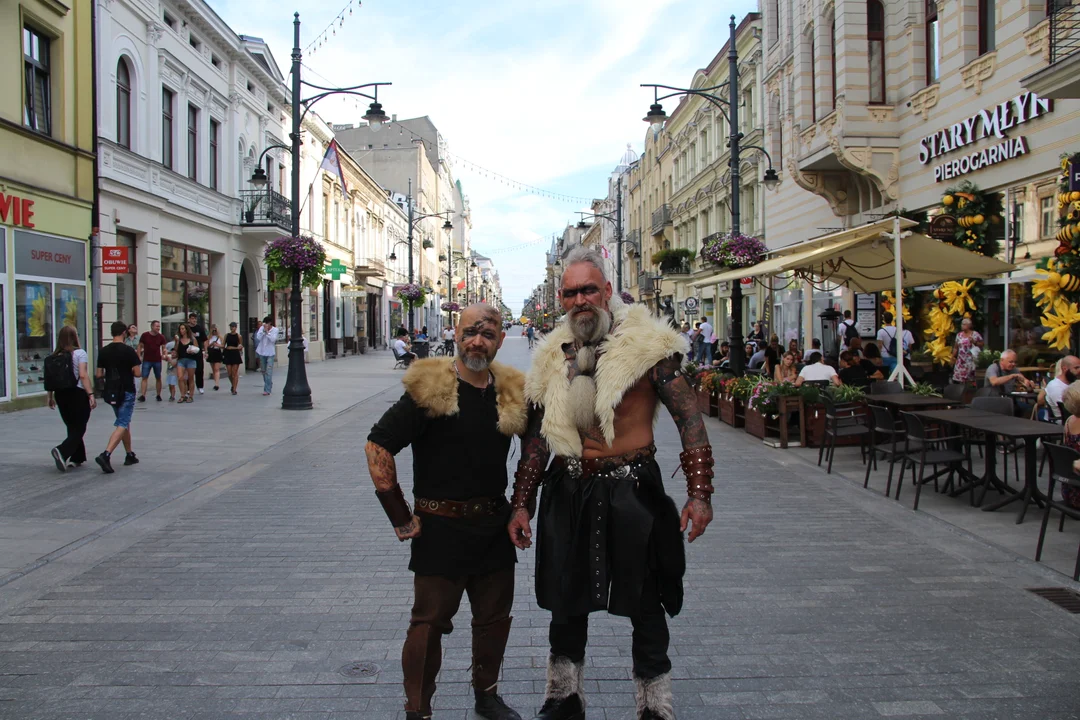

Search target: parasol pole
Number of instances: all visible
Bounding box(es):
[886,214,916,387]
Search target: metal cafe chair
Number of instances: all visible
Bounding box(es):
[896,412,969,511]
[865,404,906,497]
[1036,443,1080,581]
[817,396,870,475]
[971,396,1022,486]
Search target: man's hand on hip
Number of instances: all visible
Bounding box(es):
[508,507,532,549]
[680,498,713,543]
[394,514,422,542]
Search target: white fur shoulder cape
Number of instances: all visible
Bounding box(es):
[525,296,689,457]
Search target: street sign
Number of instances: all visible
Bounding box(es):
[324,259,348,279]
[102,246,129,273]
[683,296,699,313]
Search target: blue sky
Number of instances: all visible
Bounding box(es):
[216,0,759,315]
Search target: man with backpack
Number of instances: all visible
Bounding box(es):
[839,310,859,352]
[876,312,914,374]
[94,320,142,473]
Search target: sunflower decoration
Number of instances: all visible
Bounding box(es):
[940,279,977,316]
[880,290,912,324]
[63,298,80,328]
[1042,298,1080,352]
[926,336,954,365]
[29,294,48,337]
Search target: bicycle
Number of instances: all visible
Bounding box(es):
[433,344,449,357]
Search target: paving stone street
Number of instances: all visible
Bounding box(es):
[2,337,1080,719]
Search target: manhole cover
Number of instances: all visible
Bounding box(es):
[1028,587,1080,614]
[338,661,380,678]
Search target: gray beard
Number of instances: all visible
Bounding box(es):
[460,349,491,372]
[568,306,612,345]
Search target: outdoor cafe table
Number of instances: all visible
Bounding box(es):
[911,408,1060,524]
[866,393,959,413]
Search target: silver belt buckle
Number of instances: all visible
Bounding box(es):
[566,457,583,479]
[612,465,631,480]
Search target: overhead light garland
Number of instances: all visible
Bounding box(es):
[306,0,357,56]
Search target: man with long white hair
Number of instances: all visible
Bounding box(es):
[508,247,715,720]
[366,303,528,720]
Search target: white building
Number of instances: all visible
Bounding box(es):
[96,0,288,366]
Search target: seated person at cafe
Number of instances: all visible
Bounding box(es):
[795,352,841,388]
[748,342,767,370]
[985,348,1036,416]
[1039,355,1080,420]
[712,341,730,367]
[392,329,416,366]
[802,338,821,363]
[1059,381,1080,510]
[847,335,865,358]
[837,351,871,389]
[859,342,886,381]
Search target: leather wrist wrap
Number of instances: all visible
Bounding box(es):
[376,485,413,527]
[680,446,715,502]
[511,465,543,511]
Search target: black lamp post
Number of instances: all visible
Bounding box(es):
[575,185,640,294]
[437,249,471,324]
[642,15,780,376]
[399,182,452,334]
[249,13,390,410]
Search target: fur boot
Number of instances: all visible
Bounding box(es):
[634,672,675,720]
[534,656,585,720]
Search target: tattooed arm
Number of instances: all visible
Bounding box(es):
[648,355,715,543]
[366,392,426,542]
[508,404,550,549]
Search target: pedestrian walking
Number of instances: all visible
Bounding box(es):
[876,312,914,374]
[45,326,95,472]
[254,315,279,395]
[442,325,455,354]
[950,317,984,386]
[123,324,140,352]
[223,322,244,395]
[697,315,714,365]
[137,320,167,402]
[186,312,208,394]
[95,320,142,473]
[174,324,198,403]
[206,324,224,391]
[508,247,713,720]
[164,340,178,401]
[366,303,526,720]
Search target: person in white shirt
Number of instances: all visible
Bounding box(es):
[876,312,914,372]
[794,352,841,387]
[838,310,857,352]
[697,316,714,365]
[442,326,455,355]
[1040,355,1080,420]
[254,315,280,396]
[802,338,821,363]
[392,329,416,366]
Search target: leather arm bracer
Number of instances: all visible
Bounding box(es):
[680,446,715,502]
[510,465,543,514]
[376,484,413,527]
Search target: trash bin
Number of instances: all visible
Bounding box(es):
[414,340,430,358]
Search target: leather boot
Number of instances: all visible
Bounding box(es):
[634,672,675,720]
[405,713,431,720]
[402,622,443,717]
[533,655,585,720]
[475,688,523,720]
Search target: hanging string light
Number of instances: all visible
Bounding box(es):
[306,0,358,56]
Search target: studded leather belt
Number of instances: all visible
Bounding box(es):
[556,444,656,480]
[415,496,506,519]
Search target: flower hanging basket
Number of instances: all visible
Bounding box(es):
[700,232,768,269]
[264,235,327,291]
[397,283,427,309]
[619,291,635,305]
[441,302,461,313]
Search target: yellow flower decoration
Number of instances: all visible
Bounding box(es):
[926,337,953,365]
[1033,265,1064,308]
[1041,299,1080,351]
[940,279,976,316]
[29,295,47,337]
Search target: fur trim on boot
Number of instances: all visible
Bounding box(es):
[634,672,675,720]
[544,655,584,702]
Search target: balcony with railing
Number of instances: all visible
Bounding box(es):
[354,256,388,278]
[1022,2,1080,99]
[239,189,292,233]
[625,228,642,255]
[638,273,655,295]
[651,204,672,235]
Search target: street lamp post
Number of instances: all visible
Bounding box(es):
[250,13,390,409]
[393,196,452,333]
[642,15,780,376]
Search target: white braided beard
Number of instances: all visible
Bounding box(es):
[568,304,612,345]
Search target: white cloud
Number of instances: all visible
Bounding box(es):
[217,0,758,313]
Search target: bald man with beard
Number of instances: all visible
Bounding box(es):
[366,304,527,720]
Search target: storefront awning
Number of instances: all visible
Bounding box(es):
[691,218,1016,293]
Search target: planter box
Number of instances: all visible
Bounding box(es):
[776,395,806,449]
[696,387,712,416]
[744,407,777,440]
[805,402,868,448]
[718,395,744,427]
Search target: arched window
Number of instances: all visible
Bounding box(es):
[116,58,132,149]
[867,0,886,104]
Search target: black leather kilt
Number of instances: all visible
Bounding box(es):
[535,457,685,619]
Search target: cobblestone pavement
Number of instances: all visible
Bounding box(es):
[2,337,1080,719]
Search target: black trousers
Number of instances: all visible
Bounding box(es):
[548,575,671,680]
[193,352,205,389]
[54,388,90,464]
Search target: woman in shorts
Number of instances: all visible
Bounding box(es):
[174,324,198,403]
[206,324,224,391]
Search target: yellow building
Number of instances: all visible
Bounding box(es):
[0,0,94,409]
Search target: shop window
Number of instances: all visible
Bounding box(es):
[160,241,211,340]
[162,87,175,169]
[979,0,996,55]
[115,231,136,325]
[1010,281,1062,367]
[15,280,53,395]
[187,105,199,181]
[117,58,132,149]
[1041,196,1056,238]
[926,1,940,86]
[272,288,289,342]
[23,26,51,136]
[209,119,220,190]
[55,284,86,339]
[309,289,319,341]
[867,0,886,104]
[0,288,6,399]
